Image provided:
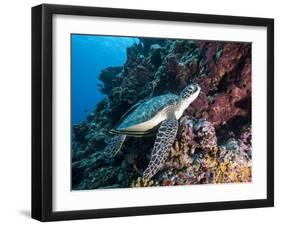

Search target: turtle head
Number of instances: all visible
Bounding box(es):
[180,83,201,101]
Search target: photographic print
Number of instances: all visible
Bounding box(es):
[71,34,252,190]
[32,4,274,221]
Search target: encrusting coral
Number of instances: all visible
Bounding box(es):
[72,38,252,190]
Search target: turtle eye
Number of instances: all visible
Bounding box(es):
[188,84,197,94]
[181,84,199,98]
[192,84,198,91]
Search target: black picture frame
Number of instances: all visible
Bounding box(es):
[32,3,274,222]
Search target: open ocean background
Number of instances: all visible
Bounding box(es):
[71,34,139,125]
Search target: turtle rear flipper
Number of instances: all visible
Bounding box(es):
[104,134,126,158]
[142,115,178,180]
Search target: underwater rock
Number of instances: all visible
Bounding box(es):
[72,37,252,189]
[73,122,90,143]
[98,66,123,95]
[149,44,163,68]
[238,126,252,158]
[139,38,166,54]
[179,117,217,154]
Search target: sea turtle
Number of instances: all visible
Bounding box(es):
[104,83,201,179]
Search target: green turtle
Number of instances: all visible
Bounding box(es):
[104,83,201,179]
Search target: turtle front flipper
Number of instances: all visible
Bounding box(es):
[143,115,178,180]
[104,134,126,158]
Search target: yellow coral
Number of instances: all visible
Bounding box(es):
[215,161,252,184]
[131,177,154,188]
[204,154,218,168]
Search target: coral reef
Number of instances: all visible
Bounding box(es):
[72,38,252,190]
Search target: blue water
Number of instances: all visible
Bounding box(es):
[71,34,139,125]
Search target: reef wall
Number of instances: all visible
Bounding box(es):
[72,38,252,190]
